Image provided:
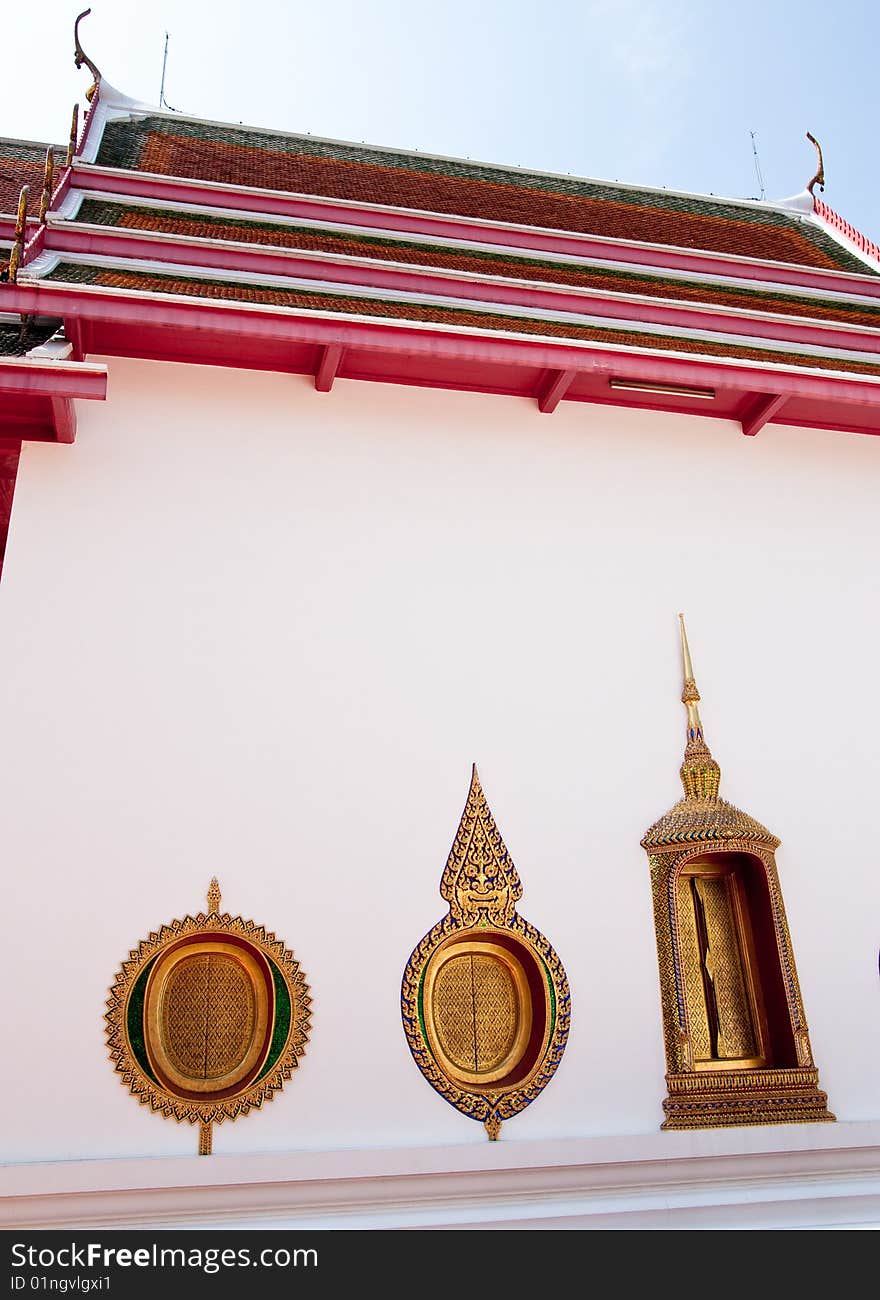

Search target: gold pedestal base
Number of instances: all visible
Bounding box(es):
[661,1067,835,1130]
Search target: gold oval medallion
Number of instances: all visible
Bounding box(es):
[424,937,537,1086]
[144,939,273,1097]
[105,879,311,1154]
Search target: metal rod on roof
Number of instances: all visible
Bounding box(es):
[750,131,765,201]
[158,32,180,112]
[159,31,169,107]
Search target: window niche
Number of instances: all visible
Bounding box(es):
[641,617,834,1130]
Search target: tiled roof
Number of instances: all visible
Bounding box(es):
[94,117,870,274]
[44,263,880,379]
[0,317,62,356]
[71,199,880,329]
[3,92,879,440]
[0,139,57,216]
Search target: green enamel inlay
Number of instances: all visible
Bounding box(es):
[417,962,431,1060]
[127,956,159,1083]
[256,958,291,1080]
[542,956,557,1036]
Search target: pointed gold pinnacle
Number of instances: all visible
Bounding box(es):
[207,877,221,915]
[677,614,721,800]
[679,613,704,732]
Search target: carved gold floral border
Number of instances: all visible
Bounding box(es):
[105,908,311,1128]
[401,912,571,1137]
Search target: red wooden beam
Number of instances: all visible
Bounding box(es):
[49,396,76,443]
[0,442,21,583]
[64,317,90,362]
[0,357,107,400]
[536,368,577,413]
[739,392,788,437]
[6,281,880,423]
[315,343,344,392]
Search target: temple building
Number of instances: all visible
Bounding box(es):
[1,17,879,1229]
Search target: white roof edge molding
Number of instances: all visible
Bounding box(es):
[775,190,815,214]
[77,82,158,166]
[26,335,73,361]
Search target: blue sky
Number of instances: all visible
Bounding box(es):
[6,1,879,239]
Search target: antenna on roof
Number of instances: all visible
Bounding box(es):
[750,131,765,201]
[158,31,180,112]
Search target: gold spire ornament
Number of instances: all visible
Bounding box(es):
[677,613,721,800]
[105,879,312,1155]
[641,616,833,1129]
[401,766,571,1140]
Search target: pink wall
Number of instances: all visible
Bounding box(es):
[1,356,878,1162]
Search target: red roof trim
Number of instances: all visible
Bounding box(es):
[71,164,880,300]
[6,278,880,402]
[33,237,880,360]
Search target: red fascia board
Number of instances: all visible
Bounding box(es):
[42,225,880,356]
[71,164,880,300]
[0,357,107,401]
[0,217,41,242]
[9,280,880,414]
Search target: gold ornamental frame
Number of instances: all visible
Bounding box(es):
[642,617,834,1130]
[401,766,571,1140]
[105,879,312,1154]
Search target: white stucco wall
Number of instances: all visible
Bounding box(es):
[1,355,878,1166]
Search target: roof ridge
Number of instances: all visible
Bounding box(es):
[96,98,805,223]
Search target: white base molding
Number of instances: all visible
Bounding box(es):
[3,1122,880,1231]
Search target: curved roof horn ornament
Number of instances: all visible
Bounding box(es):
[806,131,825,196]
[73,9,102,101]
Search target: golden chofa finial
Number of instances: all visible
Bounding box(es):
[73,9,101,101]
[806,131,825,196]
[207,877,222,915]
[677,613,721,801]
